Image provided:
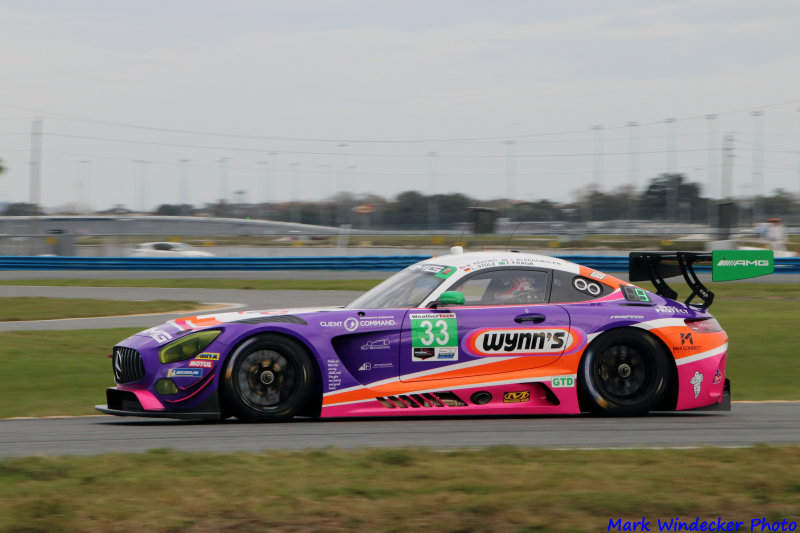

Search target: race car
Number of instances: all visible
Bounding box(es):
[96,248,773,421]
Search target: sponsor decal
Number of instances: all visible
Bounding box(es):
[188,360,214,368]
[503,391,530,403]
[465,328,575,356]
[361,339,391,350]
[358,361,395,371]
[358,316,397,328]
[434,266,457,279]
[410,312,459,361]
[654,305,690,315]
[712,250,774,281]
[673,332,701,352]
[589,270,607,280]
[407,264,451,275]
[713,369,723,384]
[437,348,456,359]
[551,376,575,388]
[167,368,203,378]
[143,327,173,344]
[610,315,644,320]
[413,347,436,360]
[195,352,220,361]
[323,317,397,331]
[716,259,770,267]
[690,371,704,398]
[327,359,342,391]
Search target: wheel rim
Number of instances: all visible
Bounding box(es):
[592,343,656,405]
[235,348,300,412]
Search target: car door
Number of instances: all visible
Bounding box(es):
[399,268,575,382]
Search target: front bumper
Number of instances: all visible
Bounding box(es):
[95,387,223,420]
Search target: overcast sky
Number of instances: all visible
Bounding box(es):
[1,0,799,212]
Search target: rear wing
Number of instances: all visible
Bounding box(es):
[629,250,774,309]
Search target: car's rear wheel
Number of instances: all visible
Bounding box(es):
[579,329,671,416]
[222,334,315,422]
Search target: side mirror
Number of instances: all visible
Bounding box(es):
[431,291,465,308]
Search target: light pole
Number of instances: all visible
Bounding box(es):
[665,118,678,221]
[257,160,269,219]
[290,162,300,223]
[627,121,639,220]
[751,110,764,221]
[134,160,150,213]
[706,114,718,229]
[319,164,331,226]
[179,159,190,214]
[77,160,91,214]
[427,151,439,230]
[336,144,349,226]
[217,157,230,204]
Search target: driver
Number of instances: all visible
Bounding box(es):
[488,275,540,304]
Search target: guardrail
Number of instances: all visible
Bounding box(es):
[0,255,799,274]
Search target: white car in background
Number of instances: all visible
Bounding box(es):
[129,242,214,257]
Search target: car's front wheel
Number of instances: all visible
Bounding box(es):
[579,329,671,416]
[222,334,316,422]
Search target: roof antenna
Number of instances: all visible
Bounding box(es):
[455,204,476,252]
[504,220,523,252]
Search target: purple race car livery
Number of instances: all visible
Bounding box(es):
[96,249,772,421]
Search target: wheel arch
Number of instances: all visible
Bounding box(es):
[577,326,678,413]
[219,330,323,419]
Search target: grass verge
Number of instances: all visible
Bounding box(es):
[0,328,139,418]
[1,446,798,532]
[0,297,201,321]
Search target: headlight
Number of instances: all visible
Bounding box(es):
[159,330,222,364]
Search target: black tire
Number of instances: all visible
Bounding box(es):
[579,329,671,416]
[222,334,316,422]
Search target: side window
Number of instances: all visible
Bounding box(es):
[154,243,172,251]
[550,270,610,303]
[452,269,548,306]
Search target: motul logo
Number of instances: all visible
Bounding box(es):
[716,260,769,267]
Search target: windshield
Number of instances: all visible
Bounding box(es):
[347,269,446,309]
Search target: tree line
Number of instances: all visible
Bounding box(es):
[2,173,799,228]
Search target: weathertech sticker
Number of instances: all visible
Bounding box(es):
[410,313,459,361]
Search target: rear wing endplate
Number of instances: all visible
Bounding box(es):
[628,250,774,309]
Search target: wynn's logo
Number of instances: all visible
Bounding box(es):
[465,328,574,356]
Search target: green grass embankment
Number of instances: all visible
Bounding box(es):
[1,446,799,532]
[0,298,201,322]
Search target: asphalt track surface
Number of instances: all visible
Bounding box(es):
[1,271,799,456]
[1,403,799,457]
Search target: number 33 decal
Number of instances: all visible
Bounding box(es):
[419,319,449,346]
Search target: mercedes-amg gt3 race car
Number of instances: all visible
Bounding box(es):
[96,248,773,421]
